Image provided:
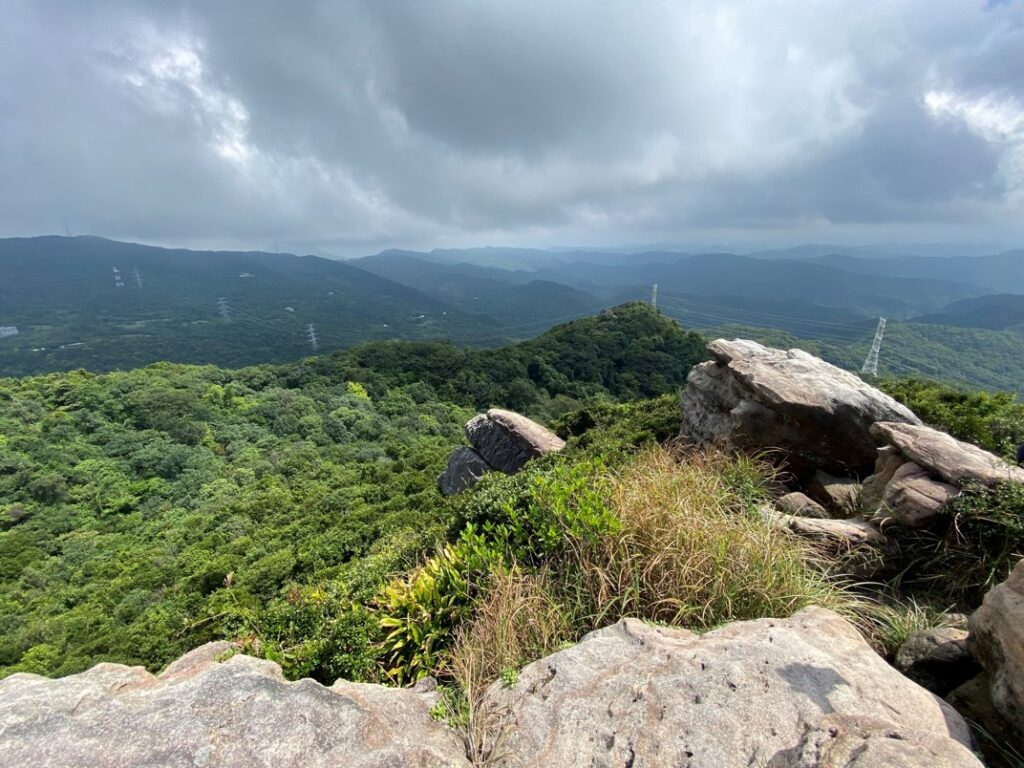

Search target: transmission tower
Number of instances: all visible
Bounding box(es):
[306,324,319,351]
[217,297,232,323]
[651,283,658,309]
[132,268,143,288]
[861,317,886,376]
[112,267,124,288]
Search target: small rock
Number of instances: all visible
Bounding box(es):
[807,471,861,517]
[860,446,907,514]
[766,512,890,578]
[465,408,565,475]
[895,627,979,695]
[968,558,1024,733]
[778,491,831,519]
[877,461,958,529]
[437,446,491,496]
[946,673,1020,766]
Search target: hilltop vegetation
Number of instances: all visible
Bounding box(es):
[0,305,707,679]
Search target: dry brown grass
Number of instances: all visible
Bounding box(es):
[563,447,846,629]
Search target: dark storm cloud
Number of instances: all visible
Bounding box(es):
[1,0,1022,253]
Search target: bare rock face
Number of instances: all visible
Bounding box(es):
[969,558,1024,733]
[681,340,921,479]
[437,446,491,496]
[870,421,1024,487]
[484,608,979,768]
[464,408,565,475]
[0,643,470,768]
[777,491,831,519]
[895,627,979,696]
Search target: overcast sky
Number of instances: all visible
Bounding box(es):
[2,1,1023,256]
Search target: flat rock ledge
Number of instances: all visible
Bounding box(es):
[483,607,980,768]
[0,609,984,768]
[681,339,920,479]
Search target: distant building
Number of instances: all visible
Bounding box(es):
[239,272,255,278]
[0,326,18,338]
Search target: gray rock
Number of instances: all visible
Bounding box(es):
[464,408,565,474]
[778,491,831,519]
[871,421,1024,487]
[437,446,491,496]
[0,643,470,768]
[807,471,861,517]
[877,461,958,529]
[762,511,890,578]
[681,340,921,479]
[485,608,978,768]
[968,558,1024,733]
[860,446,907,514]
[895,627,979,695]
[946,673,1020,765]
[768,713,981,768]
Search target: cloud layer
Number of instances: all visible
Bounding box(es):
[2,0,1022,254]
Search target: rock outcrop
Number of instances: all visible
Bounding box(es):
[871,421,1024,487]
[0,642,468,768]
[464,408,565,474]
[0,610,986,768]
[438,408,565,495]
[968,558,1024,733]
[681,339,921,478]
[483,608,980,768]
[861,422,1024,528]
[777,491,830,519]
[437,446,490,496]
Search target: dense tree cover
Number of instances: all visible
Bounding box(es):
[0,305,706,679]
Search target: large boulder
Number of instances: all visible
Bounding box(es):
[437,446,491,496]
[877,461,958,529]
[681,340,921,479]
[968,558,1024,733]
[464,408,565,475]
[0,643,470,768]
[484,607,979,768]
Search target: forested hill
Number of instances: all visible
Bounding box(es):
[0,304,706,679]
[0,236,497,376]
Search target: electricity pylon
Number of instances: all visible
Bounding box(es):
[861,317,886,376]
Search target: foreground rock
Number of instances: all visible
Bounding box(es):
[0,643,468,768]
[439,408,566,495]
[484,607,980,768]
[969,558,1024,733]
[681,339,921,479]
[862,422,1024,528]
